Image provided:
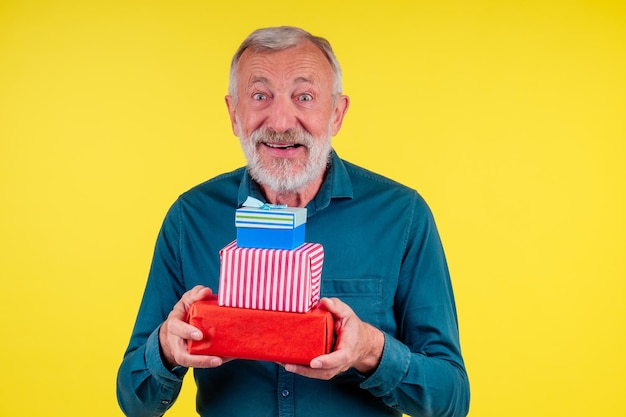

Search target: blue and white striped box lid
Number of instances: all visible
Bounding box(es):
[235,207,307,229]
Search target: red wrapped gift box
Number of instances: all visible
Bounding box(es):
[218,241,324,313]
[187,298,334,364]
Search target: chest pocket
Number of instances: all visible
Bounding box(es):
[320,278,384,327]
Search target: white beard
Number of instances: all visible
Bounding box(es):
[239,123,332,194]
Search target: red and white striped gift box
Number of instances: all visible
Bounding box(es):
[218,241,324,313]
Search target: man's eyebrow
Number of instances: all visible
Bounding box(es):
[249,76,270,86]
[248,76,314,86]
[294,76,314,85]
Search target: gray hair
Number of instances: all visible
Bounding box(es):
[228,26,343,100]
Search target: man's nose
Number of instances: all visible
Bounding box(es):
[265,95,297,133]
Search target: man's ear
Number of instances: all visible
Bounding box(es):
[330,95,350,136]
[225,95,240,137]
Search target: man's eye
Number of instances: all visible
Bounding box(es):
[252,93,267,100]
[297,94,313,102]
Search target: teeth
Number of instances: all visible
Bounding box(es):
[266,143,300,149]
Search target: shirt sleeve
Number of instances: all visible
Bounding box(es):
[116,200,190,417]
[359,192,470,417]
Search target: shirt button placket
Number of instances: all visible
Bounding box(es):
[277,367,295,417]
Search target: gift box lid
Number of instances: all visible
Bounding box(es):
[235,207,307,229]
[236,196,307,229]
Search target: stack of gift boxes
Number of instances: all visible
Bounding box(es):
[187,200,334,364]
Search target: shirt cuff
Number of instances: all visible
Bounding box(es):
[145,325,188,385]
[359,332,411,397]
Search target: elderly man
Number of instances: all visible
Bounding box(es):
[117,26,470,417]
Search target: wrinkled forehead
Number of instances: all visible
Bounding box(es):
[238,41,331,72]
[236,42,334,88]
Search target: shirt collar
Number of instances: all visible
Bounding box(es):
[237,149,353,216]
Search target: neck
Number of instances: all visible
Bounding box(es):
[261,176,324,208]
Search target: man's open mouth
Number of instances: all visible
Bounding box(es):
[263,142,304,149]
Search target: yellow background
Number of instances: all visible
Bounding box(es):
[1,1,624,416]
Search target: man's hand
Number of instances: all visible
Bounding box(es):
[283,297,384,380]
[159,285,228,370]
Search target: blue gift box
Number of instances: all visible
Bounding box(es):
[235,207,307,250]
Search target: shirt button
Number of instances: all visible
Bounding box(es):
[281,389,290,397]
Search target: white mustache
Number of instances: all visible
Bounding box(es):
[250,129,313,147]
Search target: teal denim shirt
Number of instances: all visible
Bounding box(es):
[117,150,470,417]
